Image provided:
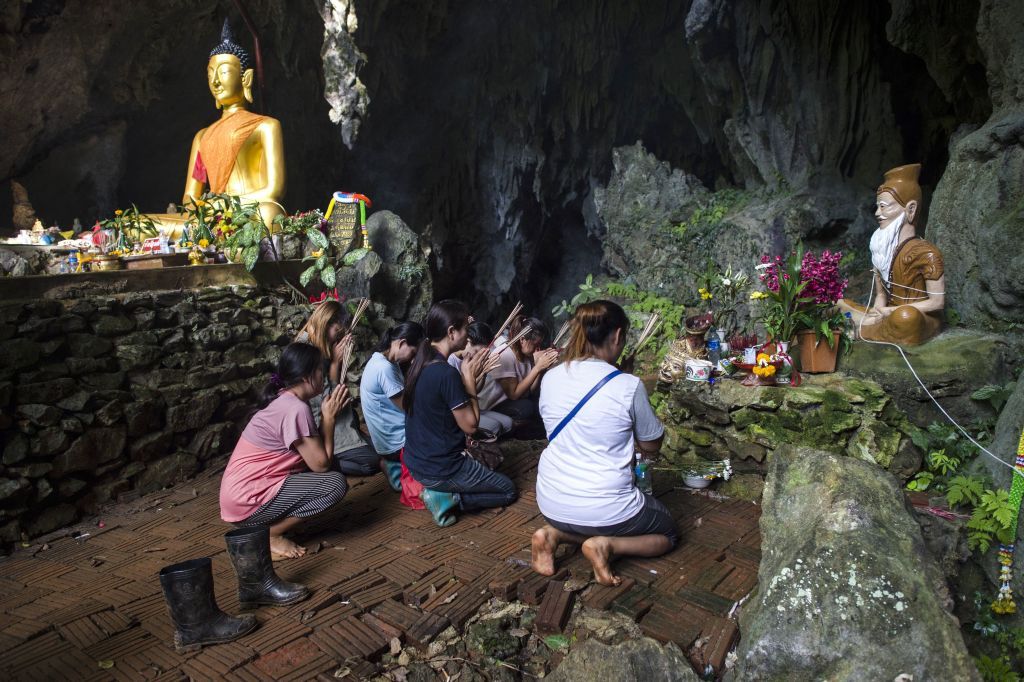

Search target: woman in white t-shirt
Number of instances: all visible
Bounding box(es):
[532,300,678,586]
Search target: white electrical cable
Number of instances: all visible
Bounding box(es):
[856,272,1022,479]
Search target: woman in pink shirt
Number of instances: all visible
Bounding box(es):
[220,343,350,559]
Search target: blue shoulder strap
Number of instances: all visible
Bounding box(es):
[548,369,623,442]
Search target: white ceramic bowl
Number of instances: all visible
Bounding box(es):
[685,359,714,382]
[684,475,712,489]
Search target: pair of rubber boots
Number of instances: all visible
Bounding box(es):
[158,526,310,652]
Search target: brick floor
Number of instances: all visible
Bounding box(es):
[0,445,760,680]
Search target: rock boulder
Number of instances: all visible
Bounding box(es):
[843,329,1011,427]
[733,446,977,681]
[547,636,698,682]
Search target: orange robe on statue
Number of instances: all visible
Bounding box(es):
[192,111,269,193]
[846,237,944,345]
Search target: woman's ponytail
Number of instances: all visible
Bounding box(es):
[246,342,323,424]
[374,321,425,354]
[562,300,629,365]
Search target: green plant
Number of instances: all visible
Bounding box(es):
[967,489,1016,553]
[605,282,686,360]
[670,189,748,241]
[753,246,811,343]
[755,243,852,355]
[273,209,326,236]
[178,195,219,245]
[929,449,962,476]
[975,654,1020,682]
[218,195,274,270]
[694,260,750,338]
[905,470,935,492]
[973,382,1018,413]
[946,474,985,507]
[299,227,337,289]
[551,274,605,318]
[100,204,157,251]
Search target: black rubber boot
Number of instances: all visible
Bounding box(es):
[158,557,258,652]
[225,526,310,608]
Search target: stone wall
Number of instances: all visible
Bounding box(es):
[0,286,314,546]
[657,373,924,482]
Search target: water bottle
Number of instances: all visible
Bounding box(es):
[634,456,653,495]
[707,338,721,365]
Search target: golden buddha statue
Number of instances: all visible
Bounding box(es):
[156,21,285,235]
[838,164,945,346]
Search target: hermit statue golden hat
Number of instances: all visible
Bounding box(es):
[878,163,922,208]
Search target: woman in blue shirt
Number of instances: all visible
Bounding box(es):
[403,300,517,525]
[359,321,424,490]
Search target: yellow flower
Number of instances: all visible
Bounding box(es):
[198,238,209,248]
[225,210,233,219]
[749,291,769,300]
[756,353,771,365]
[312,249,323,258]
[114,209,123,216]
[699,287,713,300]
[752,363,776,378]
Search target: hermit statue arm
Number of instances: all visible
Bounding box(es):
[915,276,945,313]
[872,271,888,310]
[181,130,205,205]
[242,119,285,204]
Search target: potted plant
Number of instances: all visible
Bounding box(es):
[100,204,157,254]
[218,195,276,269]
[753,243,850,373]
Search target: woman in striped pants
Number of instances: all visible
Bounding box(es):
[219,343,350,559]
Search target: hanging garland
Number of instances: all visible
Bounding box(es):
[992,430,1024,615]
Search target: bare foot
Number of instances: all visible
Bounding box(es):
[582,537,621,586]
[531,526,559,576]
[270,535,306,560]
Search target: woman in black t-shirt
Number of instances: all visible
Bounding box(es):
[403,300,518,525]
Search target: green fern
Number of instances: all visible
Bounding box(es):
[946,475,984,507]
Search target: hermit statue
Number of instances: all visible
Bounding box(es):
[157,20,285,231]
[838,164,945,345]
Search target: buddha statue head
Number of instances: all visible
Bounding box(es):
[208,20,254,110]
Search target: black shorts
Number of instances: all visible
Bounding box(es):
[543,493,679,547]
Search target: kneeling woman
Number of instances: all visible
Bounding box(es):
[532,300,678,586]
[404,300,518,524]
[220,343,350,559]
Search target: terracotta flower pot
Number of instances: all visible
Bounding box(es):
[794,329,840,373]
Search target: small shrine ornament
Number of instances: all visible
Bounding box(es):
[992,431,1024,615]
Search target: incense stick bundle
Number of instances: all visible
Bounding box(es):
[497,325,533,356]
[479,349,502,375]
[339,341,354,383]
[349,297,371,331]
[552,320,571,349]
[490,301,523,347]
[633,312,661,353]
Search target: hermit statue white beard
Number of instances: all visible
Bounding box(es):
[870,211,906,287]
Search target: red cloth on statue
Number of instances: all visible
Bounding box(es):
[399,450,425,510]
[192,152,208,184]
